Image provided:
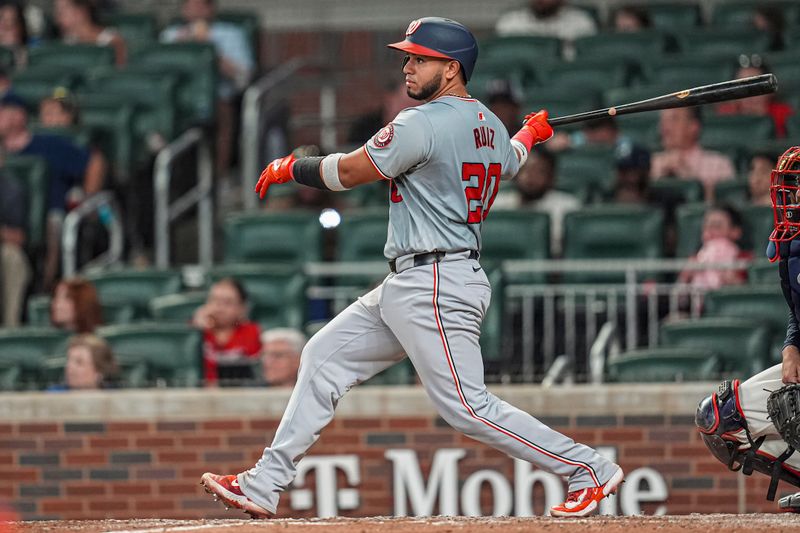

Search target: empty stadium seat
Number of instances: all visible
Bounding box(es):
[86,269,183,319]
[10,67,80,107]
[673,30,771,57]
[131,43,217,128]
[98,323,202,387]
[606,348,719,382]
[26,295,134,327]
[714,180,749,205]
[741,205,774,251]
[28,43,116,69]
[563,205,663,283]
[574,31,666,62]
[748,258,778,283]
[208,264,306,330]
[149,292,207,322]
[223,210,322,264]
[646,3,701,30]
[541,60,629,93]
[523,87,600,121]
[613,113,660,150]
[337,209,390,263]
[649,178,704,205]
[77,95,135,184]
[0,328,69,388]
[555,147,617,202]
[703,285,786,334]
[0,360,20,391]
[103,13,157,52]
[481,36,561,65]
[701,116,774,149]
[675,202,706,258]
[4,155,47,251]
[481,210,550,264]
[641,56,737,88]
[659,317,770,374]
[712,1,800,28]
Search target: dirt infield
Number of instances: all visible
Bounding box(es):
[4,515,800,533]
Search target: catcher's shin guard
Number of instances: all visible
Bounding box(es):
[696,380,800,501]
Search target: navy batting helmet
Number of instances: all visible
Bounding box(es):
[387,17,478,82]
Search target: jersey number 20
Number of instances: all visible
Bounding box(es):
[462,162,501,223]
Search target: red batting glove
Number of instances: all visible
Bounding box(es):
[255,153,297,199]
[512,109,554,152]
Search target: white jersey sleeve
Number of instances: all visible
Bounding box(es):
[364,108,433,179]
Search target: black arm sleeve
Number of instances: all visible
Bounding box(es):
[784,310,800,350]
[292,156,327,190]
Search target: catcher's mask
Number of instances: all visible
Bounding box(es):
[770,146,800,246]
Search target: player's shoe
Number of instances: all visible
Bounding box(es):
[779,492,800,512]
[200,472,274,519]
[550,466,624,517]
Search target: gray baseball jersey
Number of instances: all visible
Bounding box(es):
[364,95,521,259]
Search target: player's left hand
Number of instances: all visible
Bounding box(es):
[782,345,800,383]
[255,153,296,199]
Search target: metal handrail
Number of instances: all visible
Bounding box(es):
[589,322,620,385]
[154,127,213,269]
[240,57,308,210]
[61,191,124,277]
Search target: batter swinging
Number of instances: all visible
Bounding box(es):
[201,17,623,518]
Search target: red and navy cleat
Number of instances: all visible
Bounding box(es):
[200,472,274,519]
[550,466,624,517]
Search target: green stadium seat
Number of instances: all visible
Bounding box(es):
[555,146,617,202]
[10,67,80,108]
[675,202,706,258]
[701,116,773,149]
[673,30,771,57]
[103,13,157,52]
[149,292,207,322]
[646,4,701,30]
[28,43,115,69]
[346,181,390,208]
[740,205,774,252]
[26,295,134,327]
[0,360,20,391]
[208,264,306,330]
[562,204,663,283]
[574,31,666,62]
[85,269,183,320]
[659,317,770,374]
[98,323,202,387]
[76,95,135,184]
[703,285,786,335]
[641,56,737,88]
[748,258,778,284]
[481,210,550,264]
[606,348,719,383]
[541,60,629,93]
[714,180,749,206]
[364,358,415,386]
[131,43,217,128]
[337,208,389,263]
[649,178,704,205]
[0,328,69,388]
[480,267,504,363]
[0,45,15,69]
[4,155,47,251]
[39,355,148,389]
[613,113,660,150]
[481,36,561,64]
[223,210,322,264]
[787,114,800,139]
[712,1,800,28]
[523,87,600,123]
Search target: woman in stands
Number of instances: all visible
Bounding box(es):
[192,278,262,386]
[0,0,29,66]
[50,277,104,334]
[54,0,126,66]
[49,333,118,391]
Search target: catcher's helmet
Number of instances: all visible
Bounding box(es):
[387,17,478,82]
[770,146,800,243]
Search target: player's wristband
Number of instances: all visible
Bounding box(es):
[511,126,536,152]
[321,153,347,191]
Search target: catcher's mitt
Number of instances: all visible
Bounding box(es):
[767,384,800,450]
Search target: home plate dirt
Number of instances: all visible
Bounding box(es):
[4,515,800,533]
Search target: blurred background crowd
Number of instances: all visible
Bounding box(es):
[0,0,797,391]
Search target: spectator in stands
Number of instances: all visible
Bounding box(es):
[49,334,118,391]
[610,143,651,204]
[161,0,255,179]
[50,277,104,334]
[54,0,127,66]
[485,79,521,135]
[651,107,735,202]
[495,0,597,43]
[679,204,751,291]
[192,278,262,386]
[753,5,785,50]
[0,92,107,289]
[0,0,29,66]
[347,81,418,146]
[0,162,30,327]
[716,57,793,138]
[748,151,776,206]
[613,5,651,32]
[38,87,79,128]
[494,149,580,257]
[260,328,306,388]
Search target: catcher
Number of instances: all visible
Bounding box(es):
[695,146,800,511]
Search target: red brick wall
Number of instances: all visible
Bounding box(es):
[1,413,794,519]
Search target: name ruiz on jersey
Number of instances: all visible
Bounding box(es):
[473,126,495,150]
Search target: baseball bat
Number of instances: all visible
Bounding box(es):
[547,73,778,127]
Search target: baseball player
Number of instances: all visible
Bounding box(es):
[201,17,623,518]
[695,146,800,512]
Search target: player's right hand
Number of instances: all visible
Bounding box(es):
[255,153,296,199]
[522,109,554,144]
[782,345,800,383]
